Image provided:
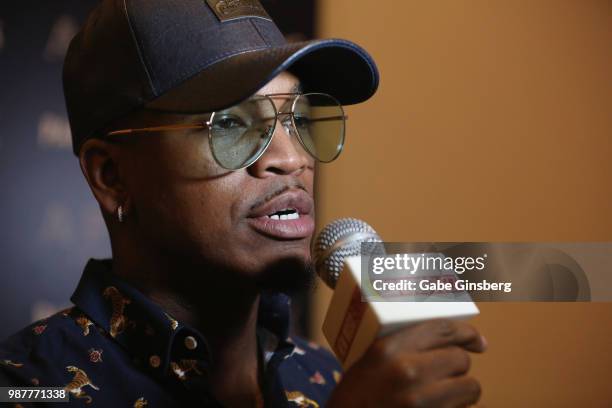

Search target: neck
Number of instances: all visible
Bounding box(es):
[111,242,264,407]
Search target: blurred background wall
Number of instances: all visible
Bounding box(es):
[310,0,612,406]
[0,0,105,336]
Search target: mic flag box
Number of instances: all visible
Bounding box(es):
[322,256,480,369]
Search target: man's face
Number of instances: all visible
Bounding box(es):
[118,71,316,291]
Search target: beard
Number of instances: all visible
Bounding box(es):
[254,256,316,296]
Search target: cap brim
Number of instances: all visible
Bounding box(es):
[145,38,379,113]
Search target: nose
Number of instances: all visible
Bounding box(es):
[248,115,312,177]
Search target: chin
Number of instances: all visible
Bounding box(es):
[257,236,312,262]
[252,246,315,295]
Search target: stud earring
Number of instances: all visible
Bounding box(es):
[117,205,124,223]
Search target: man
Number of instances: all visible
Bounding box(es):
[0,0,486,407]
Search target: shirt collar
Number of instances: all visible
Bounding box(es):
[70,258,293,380]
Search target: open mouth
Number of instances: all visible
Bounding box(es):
[267,208,300,221]
[247,189,314,239]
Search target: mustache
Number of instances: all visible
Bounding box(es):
[248,181,309,213]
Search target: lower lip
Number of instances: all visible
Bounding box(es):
[247,214,315,240]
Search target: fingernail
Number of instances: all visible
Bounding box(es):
[480,335,488,351]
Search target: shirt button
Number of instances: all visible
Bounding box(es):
[149,355,161,368]
[184,336,198,350]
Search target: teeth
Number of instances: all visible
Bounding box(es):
[267,210,300,221]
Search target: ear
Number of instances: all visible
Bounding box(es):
[79,138,129,219]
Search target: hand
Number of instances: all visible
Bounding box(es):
[327,319,487,408]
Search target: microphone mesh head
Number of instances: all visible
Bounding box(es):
[313,218,382,289]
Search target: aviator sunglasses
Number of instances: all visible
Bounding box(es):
[106,93,347,170]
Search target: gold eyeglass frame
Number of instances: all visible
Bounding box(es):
[106,92,348,170]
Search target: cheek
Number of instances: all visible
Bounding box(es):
[123,137,235,245]
[132,167,249,265]
[157,132,227,179]
[151,180,238,250]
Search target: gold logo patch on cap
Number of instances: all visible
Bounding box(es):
[206,0,271,22]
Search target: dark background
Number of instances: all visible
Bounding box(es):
[0,0,316,339]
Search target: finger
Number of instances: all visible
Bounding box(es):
[392,319,487,353]
[404,376,482,408]
[391,347,471,390]
[416,347,472,383]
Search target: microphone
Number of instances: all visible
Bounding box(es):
[313,217,382,289]
[313,218,480,369]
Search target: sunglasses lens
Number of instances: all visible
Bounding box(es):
[210,97,276,170]
[293,93,345,163]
